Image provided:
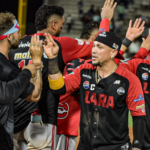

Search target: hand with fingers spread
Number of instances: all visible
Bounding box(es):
[43,33,59,59]
[126,18,145,41]
[101,0,117,21]
[141,30,150,51]
[29,34,43,64]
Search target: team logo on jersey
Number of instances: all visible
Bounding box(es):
[134,94,144,102]
[117,87,125,95]
[142,73,148,80]
[58,103,69,119]
[121,142,129,150]
[83,81,89,89]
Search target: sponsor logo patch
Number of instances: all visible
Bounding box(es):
[114,80,120,84]
[82,74,91,79]
[142,67,150,73]
[117,87,125,95]
[142,73,148,80]
[134,94,144,102]
[19,41,30,48]
[83,81,89,89]
[136,104,145,110]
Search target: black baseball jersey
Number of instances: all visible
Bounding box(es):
[0,53,34,149]
[60,62,145,150]
[121,59,150,150]
[8,34,94,133]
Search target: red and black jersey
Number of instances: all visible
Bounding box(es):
[61,62,145,150]
[8,18,110,133]
[120,59,150,150]
[57,58,86,136]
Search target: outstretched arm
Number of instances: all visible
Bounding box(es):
[43,34,81,94]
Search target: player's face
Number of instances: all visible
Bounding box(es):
[10,30,21,49]
[92,41,112,66]
[55,16,65,36]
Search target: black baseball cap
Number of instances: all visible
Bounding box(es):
[94,32,124,60]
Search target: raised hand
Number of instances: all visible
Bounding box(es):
[43,33,59,59]
[141,29,150,51]
[29,34,43,64]
[126,18,145,41]
[101,0,117,21]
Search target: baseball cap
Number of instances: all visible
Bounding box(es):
[94,32,124,60]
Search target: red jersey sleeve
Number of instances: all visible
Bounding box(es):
[54,19,110,64]
[131,47,149,59]
[64,65,82,93]
[126,73,146,116]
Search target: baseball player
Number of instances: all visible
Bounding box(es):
[45,32,146,150]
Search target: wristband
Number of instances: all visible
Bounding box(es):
[48,56,59,74]
[122,38,132,48]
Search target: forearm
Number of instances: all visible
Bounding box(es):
[0,69,32,104]
[26,69,42,102]
[48,56,65,90]
[132,116,146,149]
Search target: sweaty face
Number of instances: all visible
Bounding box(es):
[55,16,65,36]
[10,30,21,49]
[92,41,113,66]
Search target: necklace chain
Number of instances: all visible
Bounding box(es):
[95,64,118,84]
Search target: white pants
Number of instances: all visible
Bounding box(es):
[56,134,77,150]
[14,123,56,150]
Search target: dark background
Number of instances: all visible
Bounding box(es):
[0,0,44,34]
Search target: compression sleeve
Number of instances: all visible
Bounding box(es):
[0,69,32,105]
[132,116,146,149]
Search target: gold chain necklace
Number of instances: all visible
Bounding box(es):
[95,64,118,84]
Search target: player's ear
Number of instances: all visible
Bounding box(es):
[52,21,57,31]
[7,34,12,41]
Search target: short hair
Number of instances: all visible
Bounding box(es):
[35,5,64,31]
[0,12,15,35]
[80,21,100,40]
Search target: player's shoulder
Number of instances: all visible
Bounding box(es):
[77,61,95,70]
[116,65,141,84]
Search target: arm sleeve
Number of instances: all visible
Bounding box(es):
[61,19,110,64]
[0,69,33,105]
[132,116,146,149]
[131,47,149,59]
[126,74,146,116]
[7,69,35,99]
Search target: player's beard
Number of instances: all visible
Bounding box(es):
[9,35,19,49]
[92,60,100,66]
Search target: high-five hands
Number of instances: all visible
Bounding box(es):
[29,34,43,64]
[125,18,145,41]
[43,33,59,59]
[101,0,117,21]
